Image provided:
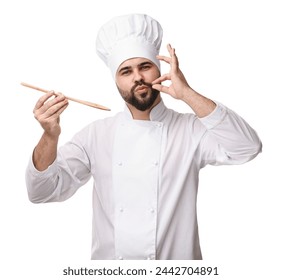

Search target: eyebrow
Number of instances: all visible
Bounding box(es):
[118,61,153,73]
[118,66,131,73]
[139,61,153,67]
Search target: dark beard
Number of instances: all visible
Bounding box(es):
[117,80,160,111]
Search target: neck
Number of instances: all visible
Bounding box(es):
[126,95,161,120]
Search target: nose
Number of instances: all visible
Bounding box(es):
[133,69,143,83]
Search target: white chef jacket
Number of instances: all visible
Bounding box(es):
[26,100,262,260]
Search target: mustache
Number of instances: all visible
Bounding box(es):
[131,80,153,92]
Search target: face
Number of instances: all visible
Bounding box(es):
[115,58,160,111]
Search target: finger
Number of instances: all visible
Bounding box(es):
[167,44,179,71]
[35,99,68,121]
[152,73,171,85]
[34,93,67,115]
[37,103,69,130]
[47,102,69,121]
[152,84,170,94]
[156,55,171,64]
[167,44,175,58]
[43,99,69,118]
[33,91,56,111]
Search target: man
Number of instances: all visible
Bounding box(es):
[26,14,262,260]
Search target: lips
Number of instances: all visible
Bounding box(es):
[135,86,148,93]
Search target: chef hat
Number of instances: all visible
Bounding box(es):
[96,14,163,78]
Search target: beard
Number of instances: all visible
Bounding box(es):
[117,80,160,111]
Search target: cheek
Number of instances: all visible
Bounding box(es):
[145,70,160,83]
[116,81,133,96]
[116,77,132,91]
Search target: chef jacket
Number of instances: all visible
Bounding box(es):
[26,100,262,260]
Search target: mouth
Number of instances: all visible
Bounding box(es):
[135,86,149,93]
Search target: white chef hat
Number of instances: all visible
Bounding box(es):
[96,14,163,78]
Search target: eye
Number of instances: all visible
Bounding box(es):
[121,69,132,76]
[140,64,151,70]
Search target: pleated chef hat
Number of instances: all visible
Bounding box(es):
[96,14,163,78]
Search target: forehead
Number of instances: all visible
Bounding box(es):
[118,57,153,70]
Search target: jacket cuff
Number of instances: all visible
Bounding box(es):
[198,102,227,129]
[27,154,58,178]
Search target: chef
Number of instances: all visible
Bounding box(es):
[26,13,262,260]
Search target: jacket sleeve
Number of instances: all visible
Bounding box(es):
[25,129,92,203]
[197,103,262,167]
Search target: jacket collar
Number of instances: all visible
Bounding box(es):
[123,99,167,122]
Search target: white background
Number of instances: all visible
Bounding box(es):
[0,0,281,279]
